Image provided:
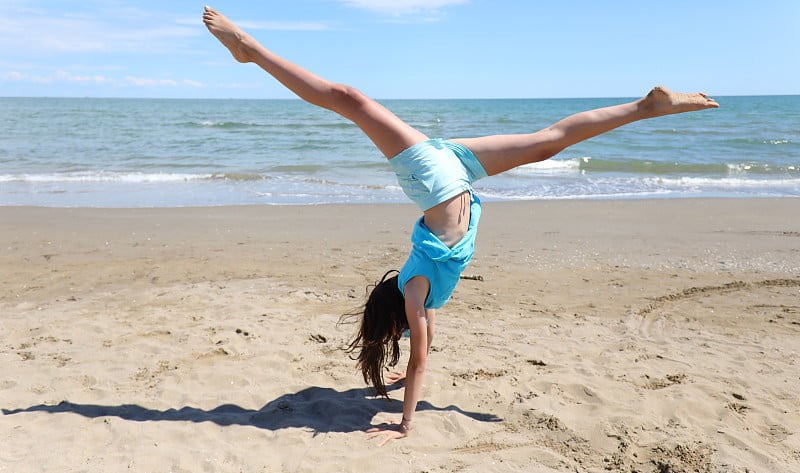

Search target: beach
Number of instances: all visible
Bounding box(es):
[1,198,799,472]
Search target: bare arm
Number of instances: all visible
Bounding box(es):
[367,276,430,446]
[425,308,435,355]
[401,279,432,429]
[383,308,434,392]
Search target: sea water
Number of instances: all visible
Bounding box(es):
[1,95,797,207]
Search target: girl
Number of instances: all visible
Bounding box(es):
[202,6,719,446]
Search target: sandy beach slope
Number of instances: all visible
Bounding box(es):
[1,198,798,472]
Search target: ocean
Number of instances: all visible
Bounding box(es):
[1,95,798,207]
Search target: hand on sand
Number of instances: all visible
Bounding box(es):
[386,370,406,385]
[366,419,407,446]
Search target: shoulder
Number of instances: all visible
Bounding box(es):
[398,243,435,293]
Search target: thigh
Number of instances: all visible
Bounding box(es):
[342,91,429,159]
[451,130,557,176]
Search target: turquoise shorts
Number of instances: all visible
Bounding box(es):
[389,139,488,211]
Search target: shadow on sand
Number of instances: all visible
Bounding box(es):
[2,382,500,435]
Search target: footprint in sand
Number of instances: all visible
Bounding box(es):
[638,278,800,317]
[642,373,688,390]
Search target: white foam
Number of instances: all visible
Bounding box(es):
[506,157,583,175]
[0,172,212,183]
[650,176,800,188]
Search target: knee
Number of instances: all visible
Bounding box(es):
[528,127,566,162]
[328,83,369,112]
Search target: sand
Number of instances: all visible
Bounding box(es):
[1,198,798,472]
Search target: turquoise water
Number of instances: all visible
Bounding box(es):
[1,95,798,207]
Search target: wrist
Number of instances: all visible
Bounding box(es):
[400,417,413,431]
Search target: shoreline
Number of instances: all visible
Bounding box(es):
[2,198,799,471]
[1,194,798,211]
[2,193,799,210]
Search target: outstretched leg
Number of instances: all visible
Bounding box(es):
[454,87,719,176]
[203,6,426,158]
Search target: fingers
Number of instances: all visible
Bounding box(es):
[365,421,405,446]
[386,370,407,383]
[366,430,397,446]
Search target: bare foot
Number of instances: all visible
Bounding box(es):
[640,86,719,118]
[202,6,253,63]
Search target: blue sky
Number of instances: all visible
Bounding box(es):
[2,0,798,99]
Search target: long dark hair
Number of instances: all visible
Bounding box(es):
[340,270,407,397]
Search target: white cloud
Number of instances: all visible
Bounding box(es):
[0,70,108,85]
[56,70,110,84]
[237,20,331,31]
[340,0,469,15]
[125,76,203,88]
[1,71,53,84]
[0,7,201,55]
[1,69,203,89]
[0,8,326,56]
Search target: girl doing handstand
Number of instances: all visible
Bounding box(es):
[202,6,719,446]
